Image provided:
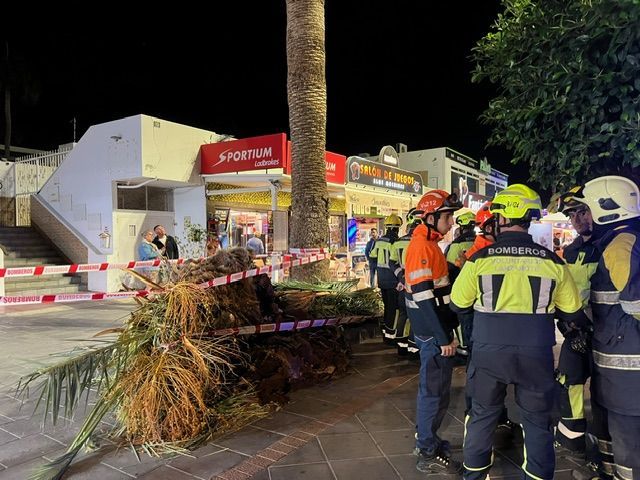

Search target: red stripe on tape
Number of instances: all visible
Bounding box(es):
[34,266,45,276]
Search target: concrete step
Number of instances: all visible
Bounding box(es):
[0,237,52,246]
[4,248,61,258]
[3,257,69,267]
[3,285,85,296]
[5,276,81,288]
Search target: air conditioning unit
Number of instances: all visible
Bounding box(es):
[396,143,408,153]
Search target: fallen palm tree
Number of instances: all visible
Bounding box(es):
[17,249,381,479]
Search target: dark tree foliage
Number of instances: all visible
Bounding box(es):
[472,0,640,190]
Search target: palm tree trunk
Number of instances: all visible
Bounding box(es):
[286,0,330,280]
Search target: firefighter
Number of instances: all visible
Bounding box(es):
[446,210,477,279]
[404,189,463,474]
[575,175,640,480]
[369,213,403,344]
[450,184,585,480]
[554,187,601,459]
[447,210,478,359]
[389,207,423,356]
[454,201,521,446]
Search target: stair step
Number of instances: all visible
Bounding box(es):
[3,257,69,267]
[0,226,88,295]
[0,238,52,246]
[5,276,81,288]
[3,285,85,296]
[5,247,62,261]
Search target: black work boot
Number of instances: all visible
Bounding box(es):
[572,461,613,480]
[494,418,522,448]
[415,447,463,475]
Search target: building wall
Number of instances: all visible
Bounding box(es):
[398,148,445,189]
[36,114,225,292]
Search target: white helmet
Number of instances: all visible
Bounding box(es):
[580,175,640,225]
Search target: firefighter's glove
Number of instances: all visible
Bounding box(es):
[566,329,590,354]
[395,282,405,292]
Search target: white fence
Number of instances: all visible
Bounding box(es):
[0,145,73,226]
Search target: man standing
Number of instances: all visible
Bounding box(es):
[364,228,378,288]
[246,229,265,255]
[577,176,640,480]
[370,215,403,344]
[389,207,423,356]
[451,184,585,480]
[554,187,601,459]
[404,190,462,474]
[153,224,180,259]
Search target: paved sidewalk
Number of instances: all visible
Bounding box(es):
[0,301,585,479]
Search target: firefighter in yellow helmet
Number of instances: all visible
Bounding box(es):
[389,207,423,356]
[369,213,403,344]
[451,184,585,480]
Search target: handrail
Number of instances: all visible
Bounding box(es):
[31,195,103,256]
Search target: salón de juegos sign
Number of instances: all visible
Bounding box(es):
[347,156,423,194]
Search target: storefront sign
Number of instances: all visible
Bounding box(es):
[200,133,287,174]
[479,158,492,173]
[451,170,479,207]
[466,192,492,212]
[346,157,422,194]
[347,190,412,216]
[378,145,399,166]
[445,148,478,168]
[284,143,346,184]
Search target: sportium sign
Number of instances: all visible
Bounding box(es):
[200,133,287,174]
[347,156,423,194]
[284,142,346,184]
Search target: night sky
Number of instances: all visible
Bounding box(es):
[4,2,524,182]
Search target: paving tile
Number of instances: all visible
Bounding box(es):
[318,415,365,435]
[214,427,285,456]
[269,462,335,480]
[273,437,326,466]
[284,398,341,420]
[0,428,20,447]
[138,465,199,479]
[331,456,399,480]
[318,432,382,461]
[387,453,447,480]
[252,411,311,436]
[0,433,65,467]
[0,457,52,480]
[65,463,134,479]
[356,409,414,432]
[370,429,415,456]
[169,449,247,478]
[99,446,174,476]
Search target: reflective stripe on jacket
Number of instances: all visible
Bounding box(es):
[451,231,583,347]
[563,235,600,310]
[369,234,398,288]
[590,223,640,415]
[404,224,456,344]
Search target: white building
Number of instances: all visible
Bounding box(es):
[34,114,227,292]
[398,147,508,211]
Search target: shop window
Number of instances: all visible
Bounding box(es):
[329,215,345,251]
[117,186,174,212]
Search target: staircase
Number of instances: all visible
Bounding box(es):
[0,227,85,295]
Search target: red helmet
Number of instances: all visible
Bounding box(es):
[475,201,494,228]
[416,190,462,217]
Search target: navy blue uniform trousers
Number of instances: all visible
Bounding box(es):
[464,345,555,480]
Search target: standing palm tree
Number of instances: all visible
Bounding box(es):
[286,0,330,280]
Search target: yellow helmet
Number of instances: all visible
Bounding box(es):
[490,184,542,220]
[384,213,403,227]
[455,211,476,227]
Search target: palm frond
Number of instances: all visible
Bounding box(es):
[29,386,122,480]
[275,279,359,293]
